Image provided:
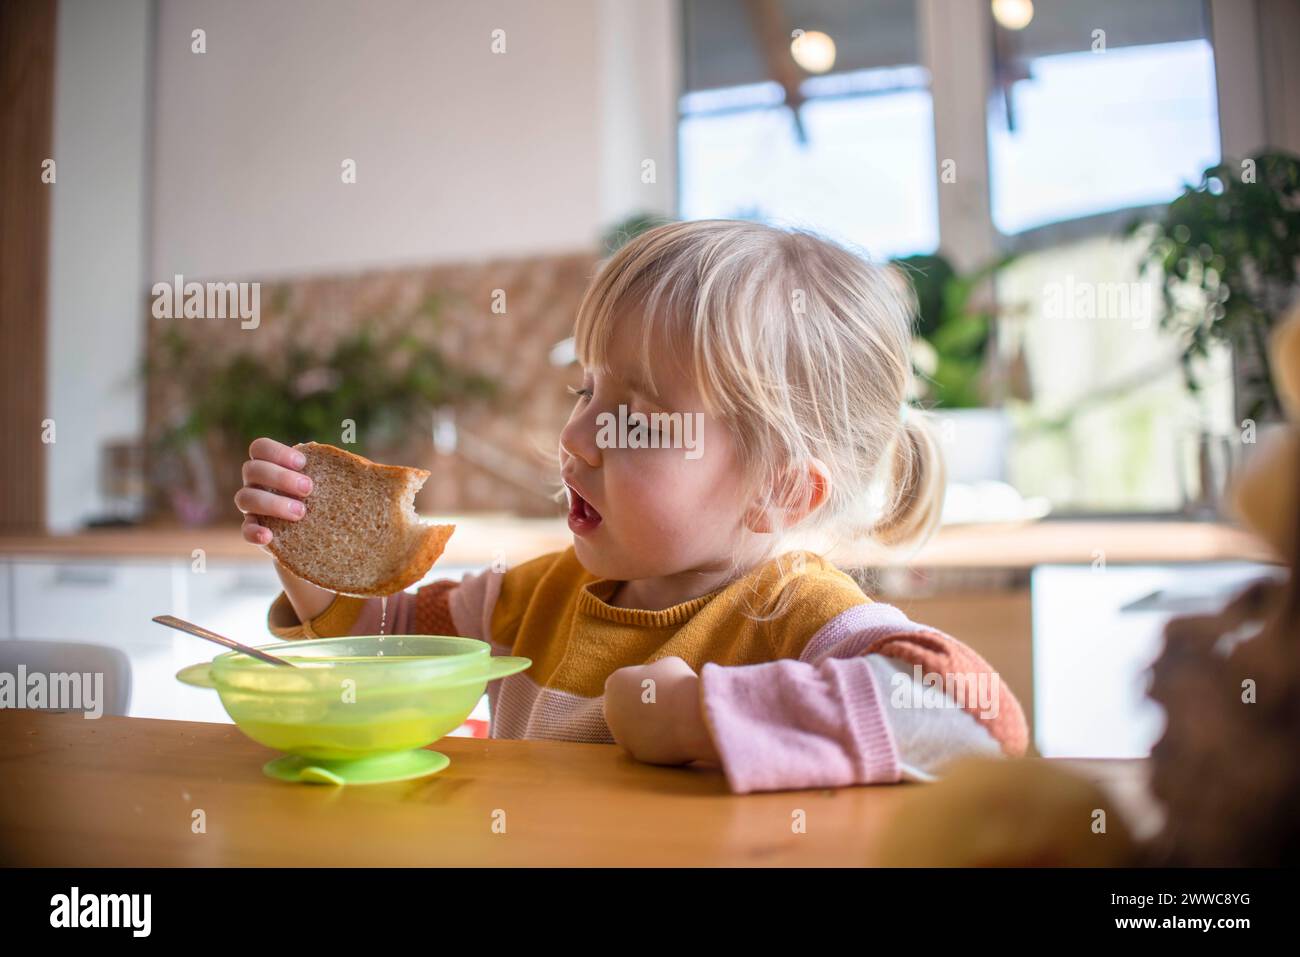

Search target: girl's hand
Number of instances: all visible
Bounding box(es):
[235,437,313,546]
[603,657,721,767]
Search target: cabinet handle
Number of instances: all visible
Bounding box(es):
[52,566,115,587]
[225,577,275,595]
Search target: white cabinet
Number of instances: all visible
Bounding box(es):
[7,556,240,722]
[121,639,197,722]
[9,560,191,721]
[0,562,12,638]
[12,560,181,644]
[1032,561,1285,759]
[185,562,284,645]
[179,562,286,724]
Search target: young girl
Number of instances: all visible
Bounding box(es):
[236,219,1028,794]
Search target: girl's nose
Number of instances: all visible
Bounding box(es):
[559,409,602,468]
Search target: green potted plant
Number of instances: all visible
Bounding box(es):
[893,252,1023,484]
[600,211,674,256]
[141,294,498,525]
[1128,150,1300,425]
[1127,150,1300,516]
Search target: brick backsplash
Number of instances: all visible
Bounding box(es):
[144,249,601,522]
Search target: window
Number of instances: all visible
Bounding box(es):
[677,0,1238,516]
[985,0,1229,514]
[678,0,938,260]
[996,232,1235,512]
[988,40,1220,235]
[988,3,1220,235]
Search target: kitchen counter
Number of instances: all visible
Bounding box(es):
[0,710,1157,866]
[0,515,1278,569]
[0,514,566,568]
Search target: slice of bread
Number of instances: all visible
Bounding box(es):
[259,441,455,597]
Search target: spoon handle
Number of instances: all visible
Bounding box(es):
[152,615,295,666]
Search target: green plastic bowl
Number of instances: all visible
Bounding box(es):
[176,635,530,785]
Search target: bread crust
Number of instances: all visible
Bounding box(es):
[260,441,456,598]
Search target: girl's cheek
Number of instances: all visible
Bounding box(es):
[607,454,667,501]
[606,453,688,515]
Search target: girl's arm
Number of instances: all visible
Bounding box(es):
[696,602,1029,794]
[267,572,460,640]
[266,559,511,643]
[275,559,335,622]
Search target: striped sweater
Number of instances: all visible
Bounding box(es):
[267,547,1028,794]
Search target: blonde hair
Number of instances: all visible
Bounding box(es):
[566,219,947,618]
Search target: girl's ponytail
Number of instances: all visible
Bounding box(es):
[870,408,947,550]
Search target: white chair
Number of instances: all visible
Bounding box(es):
[0,639,132,717]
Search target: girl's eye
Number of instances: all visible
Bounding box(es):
[567,385,593,401]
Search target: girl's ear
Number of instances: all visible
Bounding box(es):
[744,459,832,534]
[779,458,831,523]
[742,489,774,534]
[803,457,832,516]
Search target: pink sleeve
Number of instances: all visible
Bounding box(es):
[447,564,509,721]
[268,573,482,640]
[448,564,506,647]
[698,602,1022,794]
[699,653,900,794]
[344,577,462,637]
[349,590,418,636]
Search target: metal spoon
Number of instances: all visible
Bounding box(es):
[152,614,296,666]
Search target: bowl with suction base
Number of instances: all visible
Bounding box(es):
[177,634,530,785]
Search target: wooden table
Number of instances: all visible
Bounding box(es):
[0,711,1156,866]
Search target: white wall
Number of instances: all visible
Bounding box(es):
[597,0,680,230]
[45,0,678,531]
[46,0,154,533]
[150,0,679,282]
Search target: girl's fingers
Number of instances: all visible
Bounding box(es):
[242,515,272,545]
[234,485,307,522]
[238,440,309,539]
[242,457,313,497]
[248,437,308,471]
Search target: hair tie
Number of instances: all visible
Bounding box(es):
[899,402,911,425]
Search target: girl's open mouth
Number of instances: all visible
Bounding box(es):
[566,483,602,535]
